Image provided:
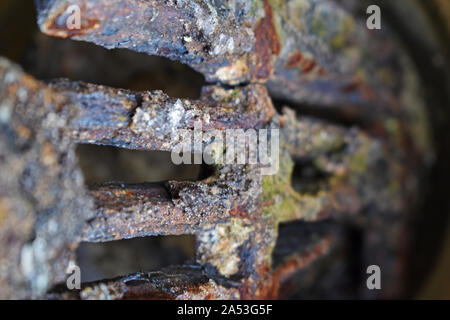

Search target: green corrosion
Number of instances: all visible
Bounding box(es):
[261,147,324,223]
[250,0,259,17]
[331,17,354,51]
[261,149,294,219]
[348,136,370,174]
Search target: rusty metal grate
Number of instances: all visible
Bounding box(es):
[0,0,434,299]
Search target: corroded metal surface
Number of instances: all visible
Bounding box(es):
[0,58,93,298]
[49,80,274,150]
[37,0,411,112]
[0,0,434,299]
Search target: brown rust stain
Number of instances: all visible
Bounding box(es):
[122,285,175,300]
[301,59,317,74]
[239,264,274,299]
[342,80,360,93]
[285,52,321,75]
[342,78,375,100]
[285,51,303,68]
[45,18,99,38]
[229,205,249,218]
[358,82,375,100]
[254,0,281,80]
[272,237,331,297]
[43,5,99,39]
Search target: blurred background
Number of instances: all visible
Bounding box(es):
[0,0,448,298]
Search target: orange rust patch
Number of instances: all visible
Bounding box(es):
[285,51,303,68]
[272,237,331,298]
[20,75,40,90]
[16,125,31,140]
[46,18,99,38]
[43,4,99,39]
[254,0,281,80]
[41,142,57,167]
[229,205,248,218]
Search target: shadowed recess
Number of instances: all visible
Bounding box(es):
[291,159,332,195]
[272,220,335,269]
[25,35,206,98]
[0,1,206,99]
[76,145,214,185]
[76,235,196,282]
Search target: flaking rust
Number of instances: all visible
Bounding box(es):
[0,0,433,299]
[1,56,419,299]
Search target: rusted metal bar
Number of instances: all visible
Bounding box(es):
[48,79,378,242]
[0,0,435,300]
[82,182,210,241]
[272,236,332,295]
[48,236,333,300]
[48,265,242,300]
[49,80,274,150]
[0,57,413,298]
[81,177,248,241]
